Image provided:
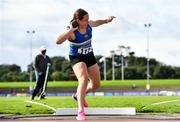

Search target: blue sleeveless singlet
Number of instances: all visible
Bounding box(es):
[69,24,93,56]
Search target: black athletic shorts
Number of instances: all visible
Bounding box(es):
[69,52,97,68]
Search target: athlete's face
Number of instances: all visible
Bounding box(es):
[77,14,89,28]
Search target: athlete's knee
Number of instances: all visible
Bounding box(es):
[92,80,100,90]
[78,75,89,84]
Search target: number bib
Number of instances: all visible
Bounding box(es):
[78,47,93,55]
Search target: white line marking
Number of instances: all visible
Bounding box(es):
[25,100,56,112]
[142,99,180,110]
[55,107,136,115]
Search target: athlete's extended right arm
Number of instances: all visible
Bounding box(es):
[56,27,77,44]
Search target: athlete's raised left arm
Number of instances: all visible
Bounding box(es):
[89,16,115,27]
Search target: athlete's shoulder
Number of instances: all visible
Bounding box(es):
[87,23,92,30]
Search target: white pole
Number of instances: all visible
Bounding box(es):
[27,30,35,92]
[110,51,115,80]
[145,24,151,91]
[112,53,115,80]
[104,57,106,81]
[30,32,33,92]
[121,55,124,80]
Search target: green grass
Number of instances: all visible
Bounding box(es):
[0,79,179,88]
[0,96,180,115]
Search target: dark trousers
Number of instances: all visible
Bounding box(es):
[32,72,46,98]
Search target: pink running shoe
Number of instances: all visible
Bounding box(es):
[76,110,86,121]
[72,93,88,107]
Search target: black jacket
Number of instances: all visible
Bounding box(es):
[34,54,52,73]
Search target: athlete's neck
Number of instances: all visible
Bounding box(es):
[78,26,86,34]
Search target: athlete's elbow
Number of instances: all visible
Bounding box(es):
[56,39,61,44]
[56,40,61,44]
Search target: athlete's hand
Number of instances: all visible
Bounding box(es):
[106,16,116,23]
[70,20,78,32]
